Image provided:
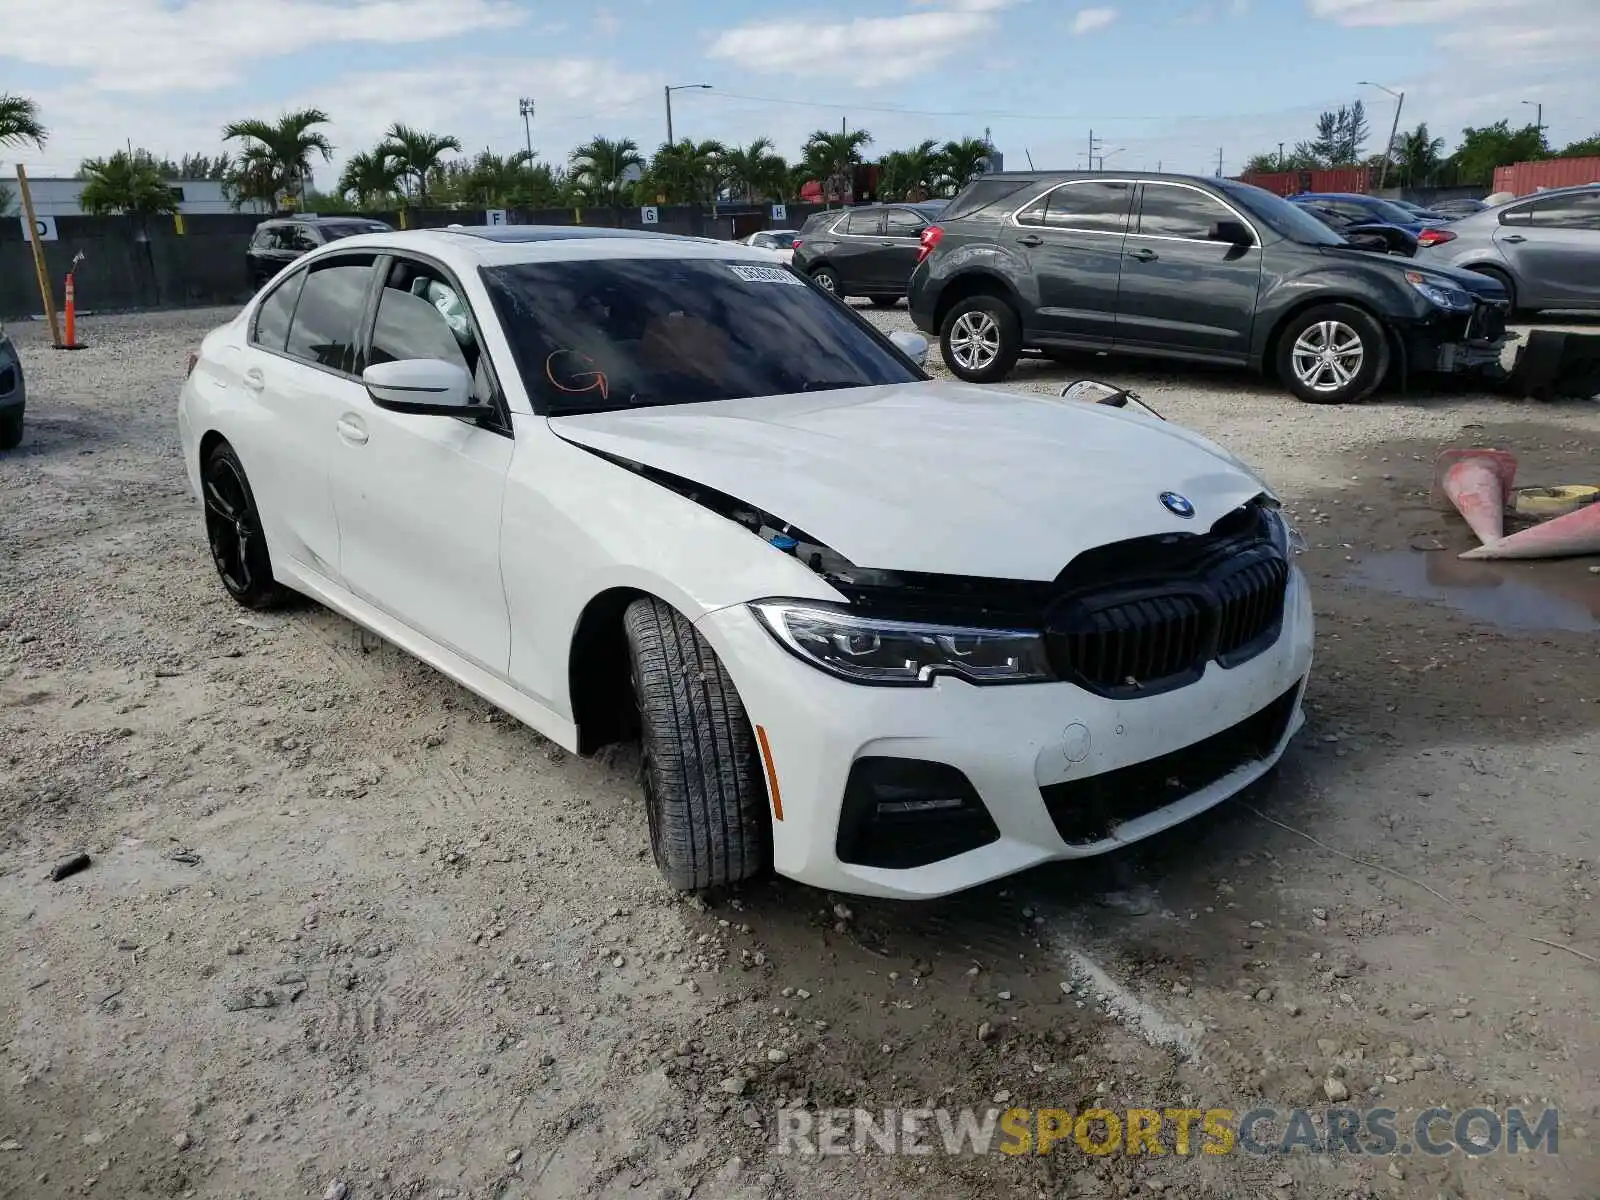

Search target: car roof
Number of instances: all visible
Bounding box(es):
[979,170,1222,186]
[1290,193,1380,202]
[259,215,389,225]
[290,225,783,268]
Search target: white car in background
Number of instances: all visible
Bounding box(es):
[743,229,799,264]
[177,226,1313,899]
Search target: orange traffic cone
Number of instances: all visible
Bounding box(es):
[1460,501,1600,560]
[1432,449,1517,549]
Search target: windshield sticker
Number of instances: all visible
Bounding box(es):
[726,263,805,286]
[545,349,609,400]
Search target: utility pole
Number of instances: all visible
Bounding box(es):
[1088,129,1103,170]
[1216,146,1224,176]
[1360,82,1404,191]
[1523,100,1544,146]
[518,98,535,161]
[1278,142,1285,171]
[665,85,674,146]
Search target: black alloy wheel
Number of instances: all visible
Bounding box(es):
[202,443,285,609]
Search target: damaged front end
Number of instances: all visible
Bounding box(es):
[1401,287,1515,382]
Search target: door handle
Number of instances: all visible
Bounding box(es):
[1127,248,1159,263]
[242,368,265,392]
[1016,234,1043,248]
[336,415,369,446]
[1501,234,1527,243]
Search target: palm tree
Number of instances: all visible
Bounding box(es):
[338,149,404,208]
[221,108,333,206]
[879,139,942,201]
[77,151,179,216]
[648,138,726,204]
[721,138,786,202]
[0,93,47,150]
[568,136,645,205]
[380,124,463,205]
[938,136,993,194]
[802,128,873,203]
[1394,123,1447,188]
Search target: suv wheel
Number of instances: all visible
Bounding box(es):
[810,265,841,295]
[1276,304,1388,404]
[940,296,1021,383]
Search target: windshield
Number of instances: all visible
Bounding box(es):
[1357,196,1427,224]
[1216,181,1346,246]
[481,257,922,415]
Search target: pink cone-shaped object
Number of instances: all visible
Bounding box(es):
[1431,449,1518,549]
[1460,501,1600,560]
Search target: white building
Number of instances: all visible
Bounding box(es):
[20,177,268,217]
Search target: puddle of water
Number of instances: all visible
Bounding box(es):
[1350,550,1600,634]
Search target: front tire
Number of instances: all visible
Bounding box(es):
[940,295,1021,383]
[623,597,770,891]
[0,409,21,452]
[202,442,287,609]
[1275,303,1388,404]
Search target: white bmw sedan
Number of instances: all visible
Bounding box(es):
[178,226,1313,900]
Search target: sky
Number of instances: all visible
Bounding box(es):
[3,0,1598,188]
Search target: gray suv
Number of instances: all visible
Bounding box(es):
[1415,184,1600,314]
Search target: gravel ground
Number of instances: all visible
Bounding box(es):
[1,303,1597,1200]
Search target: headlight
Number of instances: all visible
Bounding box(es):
[1262,502,1307,557]
[1404,270,1473,311]
[750,601,1053,687]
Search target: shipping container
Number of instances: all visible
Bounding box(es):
[1234,167,1373,197]
[1492,156,1600,196]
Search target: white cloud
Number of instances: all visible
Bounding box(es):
[0,0,525,93]
[707,3,1012,82]
[1307,0,1519,25]
[1071,7,1119,34]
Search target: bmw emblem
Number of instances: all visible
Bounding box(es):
[1160,491,1196,519]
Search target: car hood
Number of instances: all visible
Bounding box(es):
[548,382,1271,581]
[1318,245,1505,297]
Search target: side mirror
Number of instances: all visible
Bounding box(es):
[1210,219,1254,246]
[1061,379,1166,421]
[889,330,929,367]
[1347,232,1388,253]
[363,358,475,416]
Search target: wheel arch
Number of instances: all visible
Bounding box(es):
[1261,293,1396,383]
[568,585,652,756]
[931,270,1025,332]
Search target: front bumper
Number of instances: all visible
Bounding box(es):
[696,567,1314,899]
[1409,300,1513,377]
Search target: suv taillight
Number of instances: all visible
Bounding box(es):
[916,224,944,264]
[1416,227,1456,248]
[791,238,803,251]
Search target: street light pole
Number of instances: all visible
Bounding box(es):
[1522,99,1544,145]
[1359,81,1404,191]
[518,97,535,161]
[664,83,712,146]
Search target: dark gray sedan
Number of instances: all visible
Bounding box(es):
[1415,184,1600,314]
[0,324,24,451]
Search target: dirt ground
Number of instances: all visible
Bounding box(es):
[1,304,1596,1200]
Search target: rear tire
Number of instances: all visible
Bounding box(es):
[1275,303,1388,404]
[202,442,288,610]
[0,409,21,452]
[940,295,1022,383]
[810,265,842,297]
[623,597,770,891]
[1467,266,1522,316]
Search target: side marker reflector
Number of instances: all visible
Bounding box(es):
[755,724,783,821]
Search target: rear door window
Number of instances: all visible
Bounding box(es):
[884,208,925,238]
[289,226,321,252]
[1033,181,1133,234]
[844,210,884,236]
[1527,192,1600,231]
[283,258,376,374]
